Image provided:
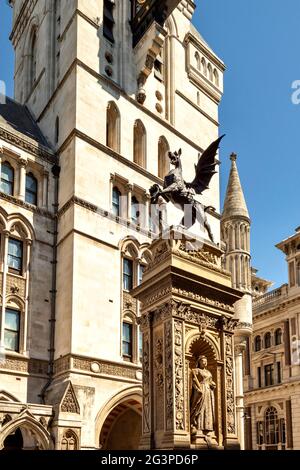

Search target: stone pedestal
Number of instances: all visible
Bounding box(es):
[132,228,243,450]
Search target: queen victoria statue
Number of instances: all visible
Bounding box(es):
[190,355,216,444]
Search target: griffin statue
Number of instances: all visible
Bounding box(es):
[149,135,225,243]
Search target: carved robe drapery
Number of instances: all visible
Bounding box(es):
[190,367,215,432]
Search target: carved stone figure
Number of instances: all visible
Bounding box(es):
[150,136,224,242]
[190,355,216,436]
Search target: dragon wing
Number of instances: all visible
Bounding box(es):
[187,135,225,194]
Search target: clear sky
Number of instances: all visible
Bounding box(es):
[0,1,299,288]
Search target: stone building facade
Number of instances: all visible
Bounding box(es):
[0,0,251,450]
[244,228,300,450]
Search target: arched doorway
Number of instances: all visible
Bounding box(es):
[0,415,51,450]
[98,394,142,450]
[3,429,23,451]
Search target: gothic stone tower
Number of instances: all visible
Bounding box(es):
[221,153,252,449]
[2,0,227,450]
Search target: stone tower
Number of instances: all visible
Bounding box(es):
[221,153,252,449]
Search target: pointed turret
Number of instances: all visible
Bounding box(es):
[222,153,250,221]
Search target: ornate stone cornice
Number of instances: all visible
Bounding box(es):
[0,191,54,219]
[0,126,55,163]
[53,354,142,382]
[172,287,235,313]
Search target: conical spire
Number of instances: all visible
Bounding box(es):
[222,153,250,221]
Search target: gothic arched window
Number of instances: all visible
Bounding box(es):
[264,332,271,349]
[30,30,37,88]
[106,102,120,153]
[158,136,170,179]
[213,68,219,86]
[131,196,140,225]
[112,187,121,217]
[25,173,38,206]
[254,335,261,352]
[201,57,207,76]
[265,407,279,445]
[275,329,282,345]
[133,120,146,168]
[1,162,14,196]
[207,63,213,81]
[195,51,200,70]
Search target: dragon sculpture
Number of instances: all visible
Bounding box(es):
[150,135,225,243]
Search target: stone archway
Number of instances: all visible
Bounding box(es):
[97,390,142,450]
[0,414,52,450]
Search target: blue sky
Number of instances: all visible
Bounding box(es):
[0,1,299,287]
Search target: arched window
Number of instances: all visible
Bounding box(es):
[30,30,37,88]
[207,63,213,81]
[133,120,146,168]
[8,237,23,275]
[106,102,120,153]
[1,162,14,196]
[61,430,77,451]
[112,187,121,217]
[265,407,279,445]
[122,321,133,361]
[55,116,59,144]
[131,196,140,225]
[158,136,170,179]
[25,173,38,206]
[103,0,115,43]
[201,57,207,76]
[264,332,271,349]
[4,308,20,352]
[275,329,282,345]
[254,335,261,352]
[213,68,219,86]
[195,51,200,70]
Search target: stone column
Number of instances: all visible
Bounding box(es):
[234,342,246,450]
[18,157,27,201]
[126,184,133,221]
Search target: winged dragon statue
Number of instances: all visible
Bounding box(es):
[149,135,225,243]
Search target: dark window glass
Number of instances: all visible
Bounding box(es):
[277,362,281,383]
[131,196,140,224]
[264,332,271,348]
[122,322,132,359]
[265,407,279,445]
[138,264,145,286]
[255,335,261,352]
[256,421,264,445]
[4,309,20,352]
[25,173,38,205]
[264,364,274,386]
[1,162,14,195]
[103,0,115,43]
[8,238,23,275]
[123,258,133,291]
[112,187,121,217]
[257,367,262,388]
[275,328,282,345]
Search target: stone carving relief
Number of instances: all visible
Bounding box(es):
[165,321,173,431]
[224,337,235,435]
[143,334,150,434]
[154,331,164,430]
[61,384,80,414]
[174,321,184,431]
